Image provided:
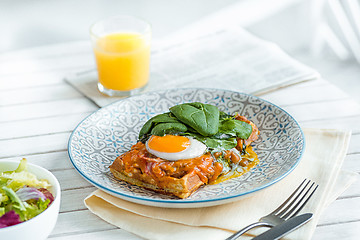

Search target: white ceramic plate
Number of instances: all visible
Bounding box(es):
[68,88,305,208]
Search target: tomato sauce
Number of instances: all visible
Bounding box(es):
[114,142,223,188]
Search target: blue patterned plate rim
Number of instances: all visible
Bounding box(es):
[67,88,305,205]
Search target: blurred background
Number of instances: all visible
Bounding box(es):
[1,0,359,101]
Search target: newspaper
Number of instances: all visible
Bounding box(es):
[65,25,319,107]
[149,25,319,95]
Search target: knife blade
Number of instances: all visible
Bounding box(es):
[252,213,313,240]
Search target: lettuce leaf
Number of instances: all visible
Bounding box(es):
[0,159,50,191]
[0,210,21,228]
[0,158,53,225]
[2,186,26,212]
[15,199,50,221]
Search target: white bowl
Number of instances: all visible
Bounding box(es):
[0,160,61,240]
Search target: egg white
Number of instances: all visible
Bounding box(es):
[145,136,207,161]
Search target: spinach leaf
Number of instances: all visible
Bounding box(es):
[169,102,219,136]
[219,111,233,120]
[138,103,254,152]
[218,119,252,139]
[139,113,181,139]
[203,137,237,151]
[182,132,237,151]
[151,122,188,136]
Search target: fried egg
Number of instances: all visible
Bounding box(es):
[145,135,207,161]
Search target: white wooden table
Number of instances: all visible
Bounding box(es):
[0,42,359,239]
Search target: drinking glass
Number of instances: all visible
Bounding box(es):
[90,15,151,97]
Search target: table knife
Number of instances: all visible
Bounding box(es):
[252,213,313,240]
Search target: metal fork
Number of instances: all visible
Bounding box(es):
[226,179,318,240]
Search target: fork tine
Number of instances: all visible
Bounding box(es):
[277,181,314,218]
[278,181,318,219]
[269,179,309,215]
[286,183,318,219]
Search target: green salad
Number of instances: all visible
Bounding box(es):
[0,159,54,228]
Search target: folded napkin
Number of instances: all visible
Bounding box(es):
[84,128,358,240]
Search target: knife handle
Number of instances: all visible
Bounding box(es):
[252,213,313,240]
[225,222,272,240]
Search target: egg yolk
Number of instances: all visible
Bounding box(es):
[147,135,190,153]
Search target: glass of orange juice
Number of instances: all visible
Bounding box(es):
[90,16,151,97]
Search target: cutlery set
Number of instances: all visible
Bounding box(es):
[226,179,318,240]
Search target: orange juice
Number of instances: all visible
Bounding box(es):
[93,32,150,91]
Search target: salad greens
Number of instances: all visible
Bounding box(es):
[0,158,54,228]
[139,102,253,151]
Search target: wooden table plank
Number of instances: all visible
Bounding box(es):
[0,42,92,62]
[261,79,350,105]
[0,98,97,123]
[0,112,92,140]
[299,115,360,133]
[314,221,360,239]
[317,197,360,225]
[0,53,93,75]
[281,99,360,122]
[0,132,70,158]
[343,154,360,172]
[50,210,116,237]
[52,168,93,190]
[340,178,360,199]
[60,187,97,213]
[0,68,90,91]
[49,228,140,240]
[2,151,73,170]
[0,84,83,106]
[348,134,360,155]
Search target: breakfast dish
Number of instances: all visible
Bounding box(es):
[68,89,305,208]
[109,102,260,198]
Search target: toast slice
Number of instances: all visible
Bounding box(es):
[109,142,222,199]
[109,166,204,198]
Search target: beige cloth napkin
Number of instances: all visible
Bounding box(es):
[84,128,358,240]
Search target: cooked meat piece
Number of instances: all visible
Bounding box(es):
[234,114,260,151]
